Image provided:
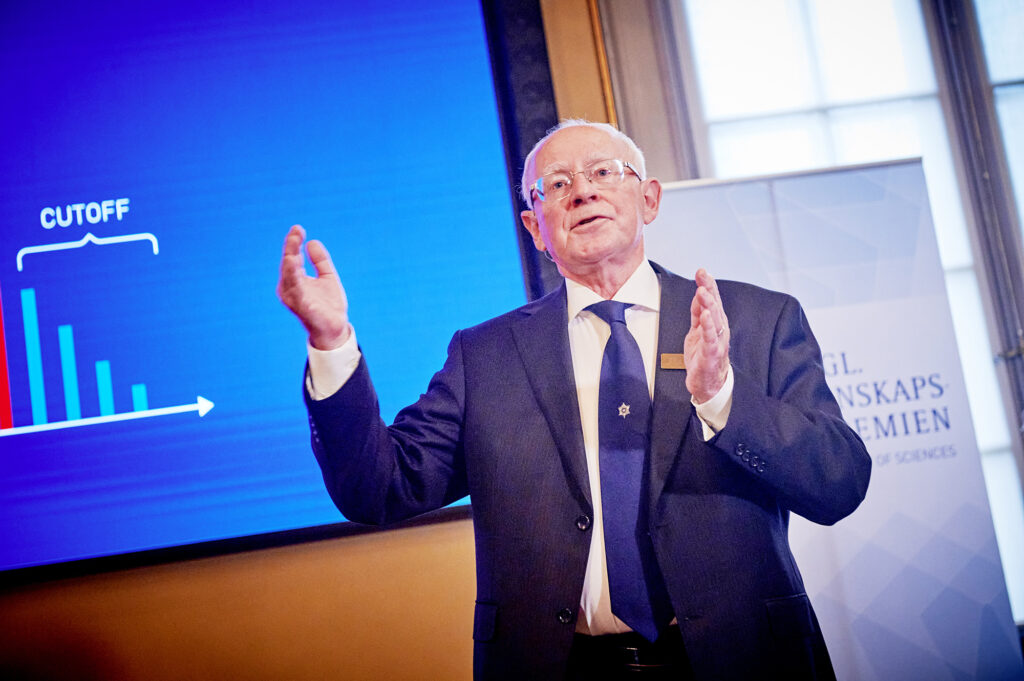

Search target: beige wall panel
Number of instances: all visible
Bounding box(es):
[0,518,476,681]
[539,0,614,123]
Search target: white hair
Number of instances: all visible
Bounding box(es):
[519,119,648,206]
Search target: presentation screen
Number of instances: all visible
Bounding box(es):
[0,1,525,571]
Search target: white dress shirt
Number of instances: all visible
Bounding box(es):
[304,259,734,636]
[563,260,732,635]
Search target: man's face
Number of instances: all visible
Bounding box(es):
[520,126,661,282]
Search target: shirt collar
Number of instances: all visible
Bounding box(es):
[566,259,661,322]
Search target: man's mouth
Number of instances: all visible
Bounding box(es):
[574,215,605,228]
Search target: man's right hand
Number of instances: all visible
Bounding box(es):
[277,224,351,350]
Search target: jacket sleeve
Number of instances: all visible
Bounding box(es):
[304,330,469,525]
[711,294,871,525]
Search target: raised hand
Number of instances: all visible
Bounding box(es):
[684,268,730,404]
[277,224,350,350]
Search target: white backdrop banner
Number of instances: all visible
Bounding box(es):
[647,160,1023,680]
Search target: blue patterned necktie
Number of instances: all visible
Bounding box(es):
[587,300,671,642]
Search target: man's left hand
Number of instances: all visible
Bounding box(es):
[685,268,730,404]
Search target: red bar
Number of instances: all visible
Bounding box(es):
[0,281,13,428]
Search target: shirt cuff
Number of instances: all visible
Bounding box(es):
[305,326,361,400]
[693,364,733,441]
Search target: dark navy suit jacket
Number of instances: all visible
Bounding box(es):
[305,264,871,680]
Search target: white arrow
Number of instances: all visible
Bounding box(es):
[0,396,214,437]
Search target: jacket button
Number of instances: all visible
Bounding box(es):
[735,443,748,457]
[576,515,591,531]
[557,608,574,624]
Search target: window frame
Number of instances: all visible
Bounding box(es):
[601,0,1024,500]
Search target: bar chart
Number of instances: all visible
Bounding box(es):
[0,282,213,438]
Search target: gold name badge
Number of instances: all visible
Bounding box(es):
[660,353,686,370]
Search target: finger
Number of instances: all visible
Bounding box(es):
[702,289,727,334]
[696,268,720,298]
[277,261,305,303]
[703,309,729,348]
[694,268,712,294]
[690,286,702,330]
[306,239,338,279]
[282,224,306,257]
[700,308,718,345]
[697,268,726,311]
[697,286,715,311]
[278,247,314,307]
[705,274,729,329]
[278,253,304,292]
[716,307,729,340]
[695,287,721,331]
[695,277,729,333]
[279,234,307,283]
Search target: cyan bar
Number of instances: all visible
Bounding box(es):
[131,383,148,411]
[96,360,114,416]
[20,289,46,425]
[57,325,81,421]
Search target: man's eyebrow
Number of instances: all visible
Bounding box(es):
[539,162,570,176]
[539,155,609,176]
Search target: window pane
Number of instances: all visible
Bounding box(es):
[828,99,973,270]
[974,0,1024,83]
[944,268,1013,453]
[808,0,935,104]
[994,84,1024,238]
[685,0,817,119]
[707,113,829,177]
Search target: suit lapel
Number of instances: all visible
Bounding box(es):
[510,285,592,509]
[508,266,696,514]
[649,266,696,511]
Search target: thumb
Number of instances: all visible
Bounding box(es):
[306,239,337,279]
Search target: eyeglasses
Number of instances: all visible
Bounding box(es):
[528,158,642,208]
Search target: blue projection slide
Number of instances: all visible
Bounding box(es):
[0,1,524,570]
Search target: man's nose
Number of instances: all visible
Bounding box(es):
[570,173,599,204]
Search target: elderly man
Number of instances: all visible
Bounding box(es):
[277,120,871,680]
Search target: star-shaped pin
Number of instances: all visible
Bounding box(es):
[618,402,631,418]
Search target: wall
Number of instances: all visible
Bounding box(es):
[0,518,476,681]
[538,0,614,124]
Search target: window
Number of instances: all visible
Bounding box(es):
[975,0,1024,241]
[671,0,1024,620]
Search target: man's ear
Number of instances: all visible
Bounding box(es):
[641,178,662,225]
[520,210,547,252]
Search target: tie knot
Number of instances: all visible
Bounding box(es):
[586,300,630,326]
